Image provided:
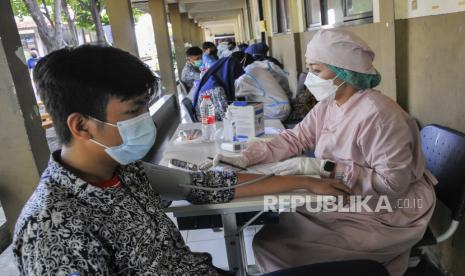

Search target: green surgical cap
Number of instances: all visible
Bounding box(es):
[327,64,381,90]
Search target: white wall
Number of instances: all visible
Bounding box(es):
[395,0,465,19]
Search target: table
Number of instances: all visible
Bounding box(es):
[160,120,321,275]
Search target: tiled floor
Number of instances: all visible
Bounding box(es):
[183,226,260,269]
[167,212,260,270]
[0,245,18,275]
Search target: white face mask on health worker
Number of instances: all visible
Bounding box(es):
[304,72,345,101]
[90,112,156,165]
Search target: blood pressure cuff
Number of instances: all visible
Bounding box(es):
[142,162,193,201]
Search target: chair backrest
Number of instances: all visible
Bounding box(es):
[178,80,189,97]
[144,94,180,164]
[181,97,198,123]
[297,72,307,94]
[421,124,465,221]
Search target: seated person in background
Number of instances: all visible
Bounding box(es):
[235,56,292,121]
[220,41,238,58]
[286,72,318,123]
[13,45,351,275]
[238,43,249,52]
[245,42,284,69]
[216,40,228,57]
[231,51,255,68]
[245,43,291,95]
[181,46,203,90]
[202,41,219,70]
[192,55,248,121]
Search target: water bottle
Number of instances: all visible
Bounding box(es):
[200,95,216,141]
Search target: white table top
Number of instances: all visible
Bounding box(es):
[159,120,285,167]
[161,120,323,217]
[167,191,326,217]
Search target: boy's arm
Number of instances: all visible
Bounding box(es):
[185,170,236,204]
[185,171,351,204]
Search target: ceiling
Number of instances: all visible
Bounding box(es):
[131,0,244,37]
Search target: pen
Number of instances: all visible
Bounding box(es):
[207,157,248,171]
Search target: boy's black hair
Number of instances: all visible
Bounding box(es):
[202,42,216,51]
[185,46,203,57]
[228,41,236,47]
[34,44,157,145]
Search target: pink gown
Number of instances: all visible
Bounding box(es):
[242,89,437,276]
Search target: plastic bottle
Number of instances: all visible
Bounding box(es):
[200,95,216,141]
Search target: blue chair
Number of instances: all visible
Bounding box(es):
[414,124,465,247]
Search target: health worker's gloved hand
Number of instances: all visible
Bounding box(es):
[270,157,329,176]
[199,154,249,170]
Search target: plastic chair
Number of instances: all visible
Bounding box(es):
[414,124,465,247]
[178,80,189,97]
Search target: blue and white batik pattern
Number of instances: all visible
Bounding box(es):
[13,151,236,275]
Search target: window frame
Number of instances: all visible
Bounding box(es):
[341,0,374,23]
[272,0,291,34]
[304,0,374,31]
[304,0,323,29]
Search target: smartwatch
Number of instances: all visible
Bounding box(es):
[323,160,336,177]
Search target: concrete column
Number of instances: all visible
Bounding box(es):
[149,0,177,94]
[168,4,186,78]
[289,0,306,33]
[193,23,199,46]
[200,27,206,42]
[242,3,251,41]
[181,13,192,45]
[234,23,240,42]
[262,0,274,44]
[190,20,198,46]
[105,0,139,56]
[0,1,49,235]
[197,25,204,44]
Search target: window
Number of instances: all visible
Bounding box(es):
[272,0,290,34]
[305,0,373,30]
[342,0,373,21]
[304,0,322,28]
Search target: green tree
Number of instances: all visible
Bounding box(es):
[10,0,109,52]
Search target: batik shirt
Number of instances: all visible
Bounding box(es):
[181,63,201,91]
[13,151,236,275]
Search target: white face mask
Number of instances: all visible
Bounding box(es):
[89,112,156,165]
[304,72,345,101]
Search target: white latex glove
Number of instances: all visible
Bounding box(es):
[199,153,249,170]
[271,157,328,176]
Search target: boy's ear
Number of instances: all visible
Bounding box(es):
[67,113,93,141]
